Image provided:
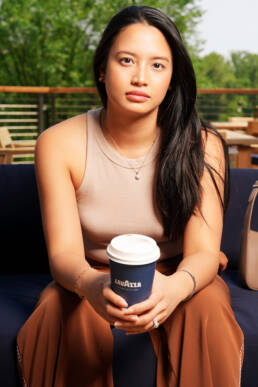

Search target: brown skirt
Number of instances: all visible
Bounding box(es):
[17,258,244,387]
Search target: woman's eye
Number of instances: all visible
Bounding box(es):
[120,57,133,65]
[153,63,164,70]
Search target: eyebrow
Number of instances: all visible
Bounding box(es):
[115,51,170,62]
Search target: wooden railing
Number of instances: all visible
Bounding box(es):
[0,86,257,166]
[197,88,258,95]
[0,86,257,134]
[0,86,97,93]
[0,86,98,134]
[1,86,257,94]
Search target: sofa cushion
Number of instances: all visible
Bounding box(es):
[0,275,156,387]
[221,168,258,269]
[0,165,49,274]
[2,272,258,387]
[222,270,258,387]
[0,275,52,387]
[112,328,156,387]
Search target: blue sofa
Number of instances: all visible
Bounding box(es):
[0,164,258,387]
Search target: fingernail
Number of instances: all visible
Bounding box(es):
[114,321,120,327]
[121,299,128,307]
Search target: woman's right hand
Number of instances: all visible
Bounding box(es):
[81,268,138,325]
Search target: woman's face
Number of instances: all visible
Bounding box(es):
[102,22,173,116]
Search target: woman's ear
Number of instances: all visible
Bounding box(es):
[99,71,105,82]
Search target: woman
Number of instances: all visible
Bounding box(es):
[17,5,244,387]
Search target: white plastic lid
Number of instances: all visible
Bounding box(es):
[107,234,160,265]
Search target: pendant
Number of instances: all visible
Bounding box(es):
[135,170,140,180]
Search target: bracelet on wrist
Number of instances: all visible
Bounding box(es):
[178,269,197,301]
[73,266,91,299]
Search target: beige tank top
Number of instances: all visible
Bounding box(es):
[75,108,183,264]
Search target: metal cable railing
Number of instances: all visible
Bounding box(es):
[0,86,257,133]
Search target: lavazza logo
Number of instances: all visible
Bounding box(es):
[115,279,142,288]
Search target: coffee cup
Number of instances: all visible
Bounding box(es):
[107,234,160,306]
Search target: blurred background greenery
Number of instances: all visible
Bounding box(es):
[0,0,257,89]
[0,0,257,127]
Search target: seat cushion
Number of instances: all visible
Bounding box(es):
[0,274,157,387]
[0,164,49,274]
[112,328,156,387]
[1,272,258,387]
[222,270,258,387]
[0,275,52,387]
[221,168,258,270]
[251,154,258,166]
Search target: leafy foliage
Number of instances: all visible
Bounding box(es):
[0,0,257,122]
[0,0,201,86]
[194,51,258,120]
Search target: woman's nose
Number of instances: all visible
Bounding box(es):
[131,65,148,86]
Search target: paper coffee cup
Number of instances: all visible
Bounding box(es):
[107,234,160,306]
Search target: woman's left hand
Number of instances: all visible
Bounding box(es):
[113,270,191,334]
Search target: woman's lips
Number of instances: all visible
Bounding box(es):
[126,91,150,102]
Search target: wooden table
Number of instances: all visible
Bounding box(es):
[218,130,258,168]
[211,121,248,130]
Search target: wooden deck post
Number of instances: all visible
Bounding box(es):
[38,94,44,134]
[51,94,56,126]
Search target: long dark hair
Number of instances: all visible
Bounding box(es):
[93,5,230,241]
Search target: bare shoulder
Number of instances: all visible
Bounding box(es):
[201,128,225,173]
[200,127,226,203]
[36,113,88,190]
[36,113,87,153]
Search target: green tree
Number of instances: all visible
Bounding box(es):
[194,51,258,120]
[0,0,97,85]
[193,53,236,121]
[193,52,235,88]
[230,52,258,116]
[230,51,258,88]
[0,0,202,86]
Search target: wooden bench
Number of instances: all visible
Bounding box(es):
[0,103,43,163]
[0,127,35,164]
[0,103,40,146]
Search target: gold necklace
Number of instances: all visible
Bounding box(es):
[100,110,158,181]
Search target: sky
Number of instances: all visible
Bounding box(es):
[197,0,258,57]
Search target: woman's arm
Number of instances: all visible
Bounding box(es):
[35,116,134,324]
[35,117,91,293]
[115,130,226,333]
[175,129,226,296]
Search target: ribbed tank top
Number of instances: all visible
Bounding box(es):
[75,108,183,264]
